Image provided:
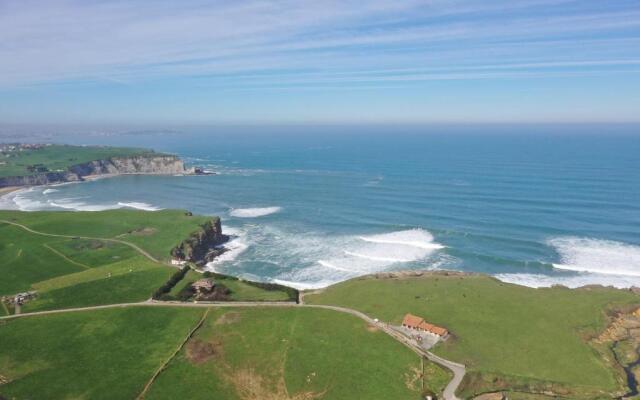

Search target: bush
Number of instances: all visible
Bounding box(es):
[152,266,191,300]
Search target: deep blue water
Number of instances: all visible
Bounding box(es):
[3,127,640,289]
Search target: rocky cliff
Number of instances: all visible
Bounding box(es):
[68,155,186,176]
[0,155,187,188]
[170,217,229,266]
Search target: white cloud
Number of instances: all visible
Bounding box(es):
[0,0,639,87]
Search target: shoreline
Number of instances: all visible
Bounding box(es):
[0,186,20,197]
[1,178,638,294]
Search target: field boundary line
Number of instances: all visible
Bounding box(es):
[42,243,92,270]
[136,307,211,399]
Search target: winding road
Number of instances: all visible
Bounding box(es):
[0,219,466,399]
[0,299,465,399]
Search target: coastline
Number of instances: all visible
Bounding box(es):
[0,186,20,197]
[0,170,197,211]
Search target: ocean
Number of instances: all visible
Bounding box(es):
[2,126,639,289]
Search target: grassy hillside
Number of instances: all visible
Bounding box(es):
[305,273,640,398]
[0,307,204,400]
[145,307,442,400]
[0,144,156,178]
[0,209,209,305]
[0,209,211,262]
[0,306,450,399]
[0,210,295,311]
[168,270,293,302]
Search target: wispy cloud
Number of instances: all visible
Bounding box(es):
[1,0,639,88]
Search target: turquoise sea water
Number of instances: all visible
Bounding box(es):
[3,127,640,289]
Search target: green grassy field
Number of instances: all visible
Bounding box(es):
[169,270,294,302]
[0,306,450,400]
[305,273,640,398]
[146,307,437,400]
[0,144,156,178]
[1,210,297,311]
[0,307,204,400]
[0,223,86,296]
[0,209,211,262]
[23,258,174,312]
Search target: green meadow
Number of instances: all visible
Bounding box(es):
[0,307,204,400]
[305,273,640,398]
[0,209,211,262]
[0,306,450,400]
[0,210,296,311]
[169,270,293,302]
[0,144,156,178]
[146,307,434,400]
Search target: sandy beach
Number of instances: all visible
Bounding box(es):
[0,186,20,197]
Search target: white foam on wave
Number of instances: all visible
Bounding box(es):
[495,273,639,289]
[42,188,59,194]
[1,189,163,212]
[548,237,640,277]
[205,226,249,267]
[1,188,40,210]
[117,202,163,211]
[201,224,448,290]
[272,278,338,290]
[230,206,282,218]
[317,260,352,272]
[360,229,445,250]
[343,250,412,263]
[49,199,116,211]
[274,228,447,289]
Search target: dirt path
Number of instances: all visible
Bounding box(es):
[0,220,162,264]
[0,300,465,399]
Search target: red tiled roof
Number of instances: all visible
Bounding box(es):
[402,313,424,328]
[418,321,448,337]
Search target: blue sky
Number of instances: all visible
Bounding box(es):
[1,0,639,125]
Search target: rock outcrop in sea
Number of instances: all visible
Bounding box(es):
[170,217,229,266]
[0,155,187,188]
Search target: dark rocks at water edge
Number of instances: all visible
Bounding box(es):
[170,217,230,266]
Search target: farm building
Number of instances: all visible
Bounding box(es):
[402,313,449,338]
[192,279,215,293]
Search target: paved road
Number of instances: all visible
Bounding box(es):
[0,299,465,399]
[0,219,162,264]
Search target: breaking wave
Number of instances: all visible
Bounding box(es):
[116,202,163,211]
[359,229,445,250]
[0,190,162,212]
[205,226,248,267]
[200,224,448,290]
[548,237,640,277]
[495,273,639,289]
[230,206,282,218]
[274,228,447,289]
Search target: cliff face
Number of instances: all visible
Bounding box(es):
[68,155,186,176]
[171,217,229,265]
[0,155,186,188]
[0,171,82,187]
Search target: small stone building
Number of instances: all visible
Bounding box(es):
[191,279,215,293]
